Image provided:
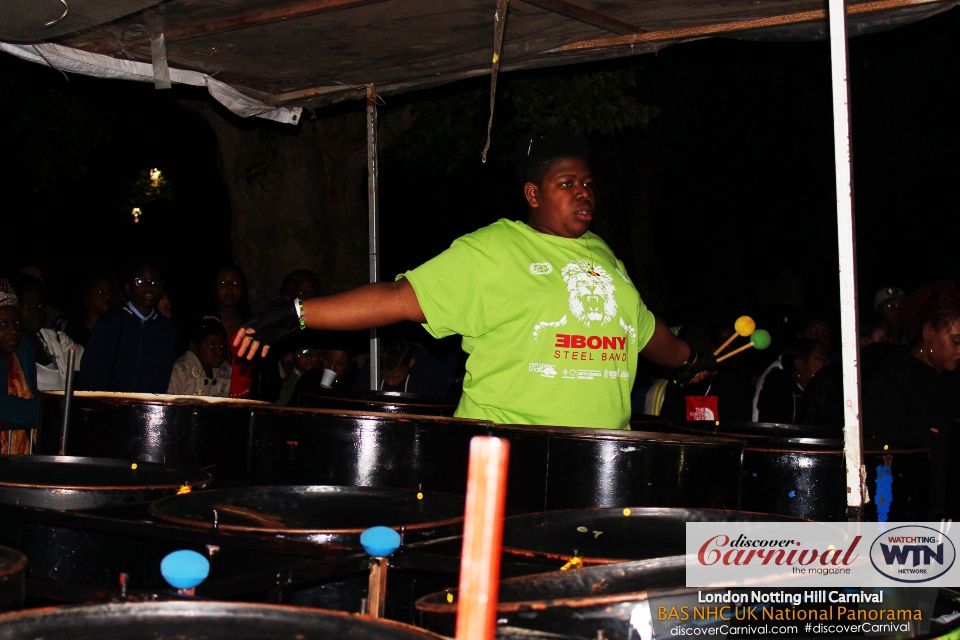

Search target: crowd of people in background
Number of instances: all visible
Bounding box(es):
[0,263,460,452]
[1,262,958,459]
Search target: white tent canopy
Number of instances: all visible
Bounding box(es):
[0,41,301,124]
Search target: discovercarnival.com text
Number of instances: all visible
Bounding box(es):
[668,622,913,636]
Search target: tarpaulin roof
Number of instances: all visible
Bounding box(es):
[2,0,956,122]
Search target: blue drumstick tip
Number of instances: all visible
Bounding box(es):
[360,526,401,557]
[160,549,210,590]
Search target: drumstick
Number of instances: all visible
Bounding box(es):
[716,342,754,362]
[713,316,757,356]
[713,333,739,357]
[716,329,771,362]
[456,436,510,640]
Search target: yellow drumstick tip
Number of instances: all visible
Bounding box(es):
[446,592,454,603]
[734,316,756,336]
[131,463,137,470]
[417,492,423,500]
[623,508,631,516]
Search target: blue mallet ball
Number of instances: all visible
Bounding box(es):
[160,549,210,590]
[360,526,401,557]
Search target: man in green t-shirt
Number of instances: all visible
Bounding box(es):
[234,131,715,429]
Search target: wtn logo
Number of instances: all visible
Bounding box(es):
[870,526,956,583]
[879,543,943,566]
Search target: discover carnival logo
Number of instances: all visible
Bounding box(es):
[869,525,956,583]
[686,522,960,588]
[696,533,862,571]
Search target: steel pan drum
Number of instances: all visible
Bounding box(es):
[675,420,930,521]
[38,392,268,480]
[417,558,960,640]
[479,424,745,512]
[418,558,688,639]
[150,485,464,546]
[250,408,480,493]
[501,507,801,565]
[0,455,212,510]
[252,414,745,512]
[0,601,447,640]
[294,389,458,416]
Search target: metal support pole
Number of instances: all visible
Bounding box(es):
[366,84,380,391]
[59,348,77,456]
[827,0,865,521]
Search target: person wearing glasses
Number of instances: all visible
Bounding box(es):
[233,131,713,429]
[81,265,175,393]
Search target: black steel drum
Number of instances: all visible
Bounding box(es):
[416,558,960,640]
[38,391,268,480]
[501,507,801,565]
[250,409,481,495]
[0,547,25,613]
[294,388,458,416]
[39,391,745,513]
[252,414,745,512]
[0,455,212,510]
[418,557,686,639]
[479,424,745,512]
[675,420,930,521]
[0,601,447,640]
[150,485,464,547]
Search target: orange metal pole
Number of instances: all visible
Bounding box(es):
[455,436,510,640]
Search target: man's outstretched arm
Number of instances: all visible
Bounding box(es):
[234,279,425,359]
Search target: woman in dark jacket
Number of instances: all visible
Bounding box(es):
[862,281,960,518]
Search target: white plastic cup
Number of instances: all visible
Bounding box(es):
[320,369,337,388]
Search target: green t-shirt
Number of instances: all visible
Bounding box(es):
[402,219,656,429]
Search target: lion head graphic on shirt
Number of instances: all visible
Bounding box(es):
[561,260,617,327]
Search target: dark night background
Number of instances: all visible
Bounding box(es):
[1,7,957,355]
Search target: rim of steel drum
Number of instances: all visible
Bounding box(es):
[418,556,690,614]
[416,559,960,640]
[500,507,804,565]
[0,547,25,580]
[264,404,486,424]
[297,388,458,408]
[0,456,212,491]
[0,601,448,640]
[485,423,745,447]
[42,390,272,407]
[150,485,465,535]
[673,421,930,454]
[674,419,839,440]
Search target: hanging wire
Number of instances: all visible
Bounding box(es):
[480,0,510,164]
[30,45,69,81]
[44,0,69,27]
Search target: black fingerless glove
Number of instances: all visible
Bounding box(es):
[674,351,717,385]
[241,298,300,347]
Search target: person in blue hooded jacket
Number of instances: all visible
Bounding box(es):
[81,265,175,393]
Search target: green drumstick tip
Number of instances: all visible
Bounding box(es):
[750,329,771,350]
